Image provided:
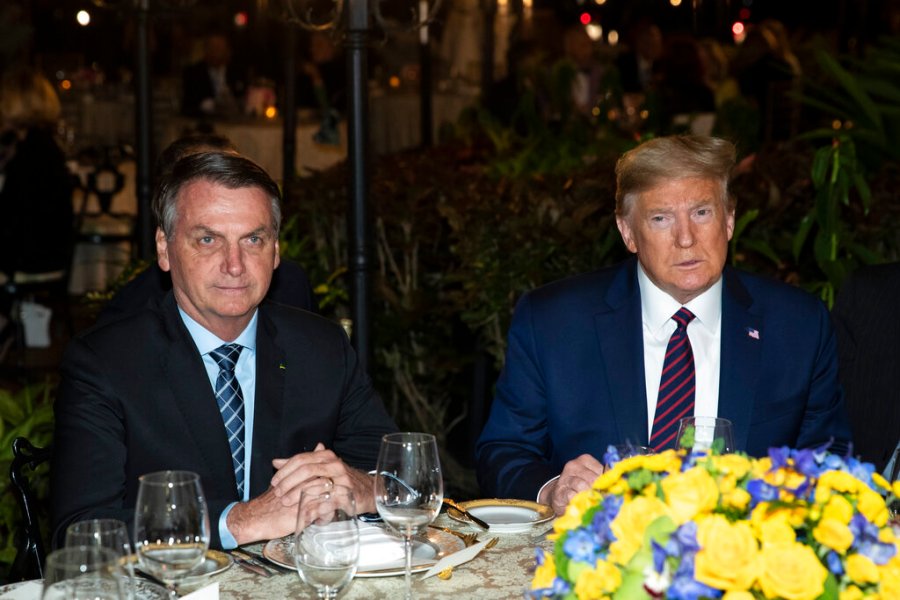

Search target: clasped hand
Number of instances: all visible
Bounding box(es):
[227,443,373,544]
[540,454,606,516]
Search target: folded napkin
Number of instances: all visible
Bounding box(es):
[420,538,491,580]
[0,581,41,600]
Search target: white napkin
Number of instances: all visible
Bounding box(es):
[181,581,219,600]
[0,581,41,600]
[420,539,491,580]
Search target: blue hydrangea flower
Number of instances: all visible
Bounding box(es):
[563,528,601,564]
[825,551,844,576]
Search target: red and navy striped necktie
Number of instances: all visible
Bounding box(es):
[650,307,696,451]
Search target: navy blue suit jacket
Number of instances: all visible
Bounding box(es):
[476,258,851,500]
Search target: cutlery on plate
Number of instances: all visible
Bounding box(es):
[427,525,478,547]
[234,548,294,574]
[229,553,272,578]
[442,498,490,531]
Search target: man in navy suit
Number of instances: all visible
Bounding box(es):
[476,135,851,515]
[51,152,396,548]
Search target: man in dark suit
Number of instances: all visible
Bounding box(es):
[832,262,900,473]
[476,135,851,515]
[181,33,246,118]
[51,152,397,548]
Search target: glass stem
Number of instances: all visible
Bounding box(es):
[404,534,413,600]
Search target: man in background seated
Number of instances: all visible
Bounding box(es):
[181,33,246,118]
[476,135,851,515]
[832,262,900,474]
[51,152,397,548]
[96,134,317,326]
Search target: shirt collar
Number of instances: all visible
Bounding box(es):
[177,308,259,356]
[637,262,723,338]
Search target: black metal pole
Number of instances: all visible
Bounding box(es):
[134,0,154,259]
[419,5,433,147]
[282,24,298,196]
[346,0,372,373]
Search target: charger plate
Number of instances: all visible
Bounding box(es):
[446,499,554,533]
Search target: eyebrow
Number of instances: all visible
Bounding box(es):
[188,225,272,238]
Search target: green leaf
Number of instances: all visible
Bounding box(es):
[793,214,816,261]
[816,49,885,133]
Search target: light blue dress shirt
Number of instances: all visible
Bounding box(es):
[178,308,258,549]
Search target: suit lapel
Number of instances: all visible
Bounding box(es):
[157,294,236,491]
[718,268,762,452]
[594,259,649,445]
[250,305,286,496]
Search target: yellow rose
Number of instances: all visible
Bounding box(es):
[661,467,719,524]
[751,457,772,478]
[758,542,827,600]
[722,488,751,511]
[816,471,860,502]
[710,454,753,479]
[880,559,900,598]
[846,553,880,585]
[813,517,854,554]
[574,560,621,600]
[757,518,796,547]
[532,551,557,590]
[554,489,601,533]
[871,472,891,493]
[893,480,900,498]
[641,450,682,473]
[822,494,854,524]
[879,528,896,544]
[840,585,864,600]
[857,487,889,527]
[608,497,669,565]
[695,515,760,591]
[593,462,628,492]
[723,593,756,600]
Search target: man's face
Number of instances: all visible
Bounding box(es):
[616,177,734,305]
[157,179,280,340]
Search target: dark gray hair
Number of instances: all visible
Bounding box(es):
[153,152,282,238]
[615,135,736,217]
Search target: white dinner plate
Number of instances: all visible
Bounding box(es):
[0,578,169,600]
[263,524,464,578]
[446,499,554,533]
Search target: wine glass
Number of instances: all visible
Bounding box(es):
[293,484,360,599]
[65,519,138,600]
[675,416,735,455]
[42,546,125,600]
[374,432,443,600]
[133,471,210,596]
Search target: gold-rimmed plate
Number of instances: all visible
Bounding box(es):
[446,499,554,533]
[263,525,464,578]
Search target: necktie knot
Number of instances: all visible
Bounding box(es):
[210,343,242,372]
[672,307,696,330]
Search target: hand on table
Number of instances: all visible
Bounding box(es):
[539,454,606,516]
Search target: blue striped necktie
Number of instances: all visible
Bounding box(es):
[650,308,696,451]
[210,343,246,498]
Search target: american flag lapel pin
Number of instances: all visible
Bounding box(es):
[279,361,287,371]
[745,327,760,340]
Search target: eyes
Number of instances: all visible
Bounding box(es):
[195,233,268,247]
[647,206,716,227]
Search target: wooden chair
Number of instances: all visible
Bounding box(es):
[8,437,52,582]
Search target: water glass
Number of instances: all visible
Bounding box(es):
[42,546,125,600]
[675,416,735,454]
[133,471,210,595]
[65,519,135,599]
[294,484,359,599]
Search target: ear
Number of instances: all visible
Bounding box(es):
[273,238,281,269]
[616,215,638,254]
[726,209,736,242]
[156,228,171,272]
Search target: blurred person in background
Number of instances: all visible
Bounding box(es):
[697,38,740,109]
[656,34,716,132]
[562,24,606,117]
[615,19,663,95]
[181,32,247,118]
[0,66,74,352]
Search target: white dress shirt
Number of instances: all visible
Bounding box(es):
[637,263,722,438]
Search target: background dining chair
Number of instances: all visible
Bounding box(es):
[7,436,52,582]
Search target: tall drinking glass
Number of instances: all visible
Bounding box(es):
[374,432,443,600]
[675,416,735,455]
[133,471,210,596]
[42,546,125,600]
[65,519,137,599]
[293,484,360,599]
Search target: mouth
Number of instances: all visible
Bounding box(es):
[674,259,703,268]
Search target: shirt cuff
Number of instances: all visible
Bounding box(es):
[219,502,239,549]
[537,475,560,504]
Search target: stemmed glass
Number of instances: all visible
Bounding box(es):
[65,519,139,600]
[133,471,210,597]
[293,484,360,599]
[374,432,443,600]
[675,416,735,455]
[42,546,125,600]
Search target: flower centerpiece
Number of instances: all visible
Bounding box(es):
[530,447,900,599]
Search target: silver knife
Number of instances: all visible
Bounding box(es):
[230,553,272,577]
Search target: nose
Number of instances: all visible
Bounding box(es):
[673,214,695,248]
[222,243,245,277]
